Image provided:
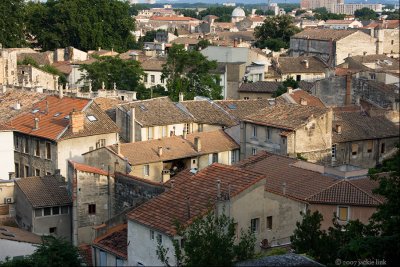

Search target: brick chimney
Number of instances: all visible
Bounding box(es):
[33,117,39,130]
[183,126,187,139]
[302,59,309,69]
[70,110,85,133]
[194,137,201,152]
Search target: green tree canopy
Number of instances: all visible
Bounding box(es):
[354,7,378,20]
[25,0,136,52]
[162,44,222,101]
[0,236,83,267]
[313,7,346,20]
[254,15,301,51]
[0,0,26,48]
[157,210,256,266]
[272,77,299,97]
[79,56,146,97]
[199,6,236,22]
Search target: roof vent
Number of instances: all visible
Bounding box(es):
[336,124,342,134]
[13,102,21,110]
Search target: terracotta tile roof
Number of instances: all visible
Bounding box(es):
[119,97,193,127]
[281,89,326,108]
[244,103,328,130]
[52,61,72,74]
[9,96,118,141]
[0,123,14,131]
[171,37,200,45]
[94,97,123,112]
[69,161,109,176]
[93,224,127,259]
[239,81,281,93]
[111,130,239,165]
[150,16,199,21]
[344,55,400,72]
[307,179,383,206]
[79,244,93,267]
[141,57,166,71]
[127,163,265,235]
[0,89,46,123]
[180,100,237,127]
[298,80,315,91]
[0,226,42,244]
[325,20,354,25]
[332,112,399,143]
[216,31,256,42]
[364,20,399,29]
[17,52,53,66]
[15,176,72,208]
[215,99,273,121]
[292,28,359,41]
[274,56,328,74]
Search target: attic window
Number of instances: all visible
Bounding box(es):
[53,112,62,117]
[32,108,40,114]
[228,104,237,110]
[87,115,97,122]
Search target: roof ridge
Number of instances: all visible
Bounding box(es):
[347,179,383,204]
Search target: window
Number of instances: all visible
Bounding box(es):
[61,206,69,214]
[144,165,150,176]
[147,127,153,140]
[116,258,124,267]
[381,143,385,154]
[161,77,165,84]
[151,75,155,83]
[266,216,273,230]
[144,75,148,83]
[231,150,237,163]
[156,233,162,244]
[35,209,42,217]
[281,137,286,145]
[34,140,40,156]
[198,124,203,132]
[338,206,349,221]
[49,227,57,234]
[150,230,154,240]
[96,139,106,148]
[99,250,107,267]
[185,123,190,134]
[24,166,29,177]
[212,153,218,163]
[14,136,19,150]
[88,204,96,215]
[52,207,60,215]
[43,207,51,216]
[35,169,40,176]
[266,128,271,140]
[250,218,260,233]
[15,163,20,178]
[23,138,29,153]
[391,40,394,45]
[243,97,249,100]
[367,141,373,153]
[252,147,257,156]
[351,143,358,156]
[252,126,257,138]
[296,74,301,81]
[46,143,51,159]
[332,144,337,159]
[87,115,97,121]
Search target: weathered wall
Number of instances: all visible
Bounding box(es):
[336,32,376,65]
[14,185,33,232]
[238,92,273,100]
[0,239,38,261]
[0,130,13,179]
[33,208,71,241]
[83,147,127,175]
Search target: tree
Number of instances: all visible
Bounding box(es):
[0,236,83,267]
[157,210,256,266]
[79,56,146,96]
[313,7,346,20]
[295,9,307,16]
[254,15,301,51]
[0,0,26,48]
[25,0,137,52]
[162,44,222,101]
[199,6,236,22]
[354,7,378,20]
[272,77,298,97]
[17,57,67,85]
[195,39,211,50]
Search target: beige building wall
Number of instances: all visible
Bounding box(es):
[336,32,377,66]
[383,29,400,55]
[141,123,187,141]
[130,162,164,182]
[238,92,273,100]
[282,72,326,82]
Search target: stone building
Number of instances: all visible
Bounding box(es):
[290,29,377,66]
[10,95,119,178]
[14,175,72,240]
[241,103,333,163]
[17,65,58,91]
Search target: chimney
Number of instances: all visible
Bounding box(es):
[14,101,21,110]
[300,98,308,106]
[287,87,293,94]
[33,117,39,130]
[302,59,309,69]
[282,182,286,195]
[59,84,64,99]
[132,92,137,100]
[233,38,237,48]
[1,85,6,94]
[116,142,121,154]
[336,124,342,134]
[345,73,352,105]
[130,108,136,142]
[348,53,352,58]
[179,92,184,102]
[194,137,201,152]
[183,126,187,139]
[158,146,163,157]
[363,51,367,56]
[70,110,85,134]
[162,169,170,183]
[217,179,221,199]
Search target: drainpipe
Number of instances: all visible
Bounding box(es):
[72,169,78,246]
[107,166,111,222]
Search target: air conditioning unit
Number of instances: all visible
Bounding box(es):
[4,197,13,204]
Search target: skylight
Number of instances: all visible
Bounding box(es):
[32,108,40,114]
[228,104,237,110]
[87,115,97,122]
[53,112,62,117]
[64,115,70,120]
[139,104,147,111]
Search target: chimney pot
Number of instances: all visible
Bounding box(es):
[194,137,201,152]
[287,87,293,94]
[336,124,342,134]
[300,98,308,106]
[33,118,39,130]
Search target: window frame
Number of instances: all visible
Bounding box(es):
[144,165,150,176]
[337,206,349,222]
[251,147,257,156]
[45,142,51,159]
[34,140,40,157]
[250,218,260,233]
[88,204,96,215]
[266,216,273,230]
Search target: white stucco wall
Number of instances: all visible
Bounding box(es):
[143,70,167,89]
[57,133,118,177]
[0,131,14,179]
[0,239,38,261]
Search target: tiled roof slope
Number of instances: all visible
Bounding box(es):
[127,163,265,235]
[276,56,328,74]
[69,161,109,176]
[215,99,273,121]
[0,226,42,244]
[0,123,14,131]
[119,97,193,127]
[332,112,399,143]
[279,89,326,108]
[93,224,127,259]
[238,81,281,93]
[111,130,239,165]
[292,29,358,41]
[0,90,46,123]
[140,57,166,71]
[180,100,237,127]
[16,176,71,208]
[244,103,328,130]
[10,96,118,141]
